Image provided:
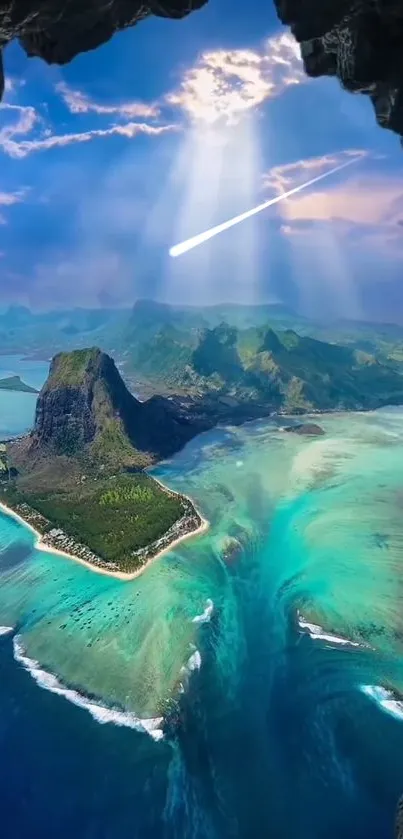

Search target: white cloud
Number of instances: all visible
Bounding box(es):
[56,82,159,119]
[166,31,305,124]
[265,152,403,257]
[3,121,178,158]
[0,84,177,158]
[0,103,39,156]
[0,187,28,223]
[262,149,368,193]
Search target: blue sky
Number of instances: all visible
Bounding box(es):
[1,0,403,321]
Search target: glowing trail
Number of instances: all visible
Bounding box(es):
[169,157,360,257]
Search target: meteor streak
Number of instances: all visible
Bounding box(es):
[169,156,361,258]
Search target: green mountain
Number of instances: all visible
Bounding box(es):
[22,347,204,471]
[2,348,204,573]
[3,300,403,383]
[121,322,403,412]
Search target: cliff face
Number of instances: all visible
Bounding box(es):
[0,0,207,99]
[274,0,403,143]
[29,347,201,465]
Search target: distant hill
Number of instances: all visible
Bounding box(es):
[3,300,403,392]
[121,322,403,412]
[0,306,129,356]
[0,375,38,393]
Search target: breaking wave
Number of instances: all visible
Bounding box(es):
[0,626,13,636]
[361,685,403,722]
[13,635,164,741]
[178,645,202,694]
[297,614,362,648]
[192,598,214,625]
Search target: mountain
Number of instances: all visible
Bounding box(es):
[3,301,403,378]
[0,305,129,356]
[19,347,204,472]
[121,322,403,413]
[2,348,205,574]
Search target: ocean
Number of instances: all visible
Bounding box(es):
[1,356,403,837]
[0,355,49,438]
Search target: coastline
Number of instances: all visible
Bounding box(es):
[0,491,209,582]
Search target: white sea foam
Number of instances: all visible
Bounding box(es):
[179,646,201,688]
[192,598,214,625]
[361,685,403,721]
[0,626,13,636]
[178,645,202,695]
[298,614,361,648]
[186,649,202,671]
[13,636,164,741]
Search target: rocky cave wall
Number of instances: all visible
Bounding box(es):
[0,0,207,98]
[274,0,403,144]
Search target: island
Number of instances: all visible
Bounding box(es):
[0,375,38,393]
[2,321,403,577]
[0,348,207,577]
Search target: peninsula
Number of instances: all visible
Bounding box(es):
[0,348,207,576]
[0,375,38,393]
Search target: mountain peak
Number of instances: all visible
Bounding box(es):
[49,347,103,388]
[14,347,201,474]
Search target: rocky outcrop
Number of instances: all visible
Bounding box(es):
[24,347,205,464]
[0,0,207,99]
[274,0,403,143]
[283,422,325,436]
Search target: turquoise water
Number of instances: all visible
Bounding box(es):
[1,390,403,834]
[0,354,49,438]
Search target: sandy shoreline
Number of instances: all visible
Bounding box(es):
[0,490,209,581]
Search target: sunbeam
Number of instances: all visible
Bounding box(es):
[169,156,362,258]
[163,113,264,304]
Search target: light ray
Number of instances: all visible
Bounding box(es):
[169,156,362,257]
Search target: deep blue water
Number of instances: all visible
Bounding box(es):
[1,587,403,839]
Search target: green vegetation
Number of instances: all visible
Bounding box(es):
[1,473,184,571]
[0,375,38,393]
[120,320,403,412]
[50,347,101,387]
[89,418,150,470]
[2,346,202,572]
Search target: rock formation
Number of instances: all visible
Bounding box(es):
[273,0,403,143]
[283,422,325,436]
[18,347,204,467]
[0,0,207,99]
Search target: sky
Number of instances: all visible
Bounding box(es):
[1,0,403,322]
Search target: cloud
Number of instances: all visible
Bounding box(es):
[262,149,368,194]
[56,82,159,119]
[0,187,28,223]
[279,173,403,227]
[0,31,303,157]
[166,31,305,124]
[0,83,177,158]
[0,103,39,155]
[266,152,403,257]
[0,190,26,206]
[3,121,178,159]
